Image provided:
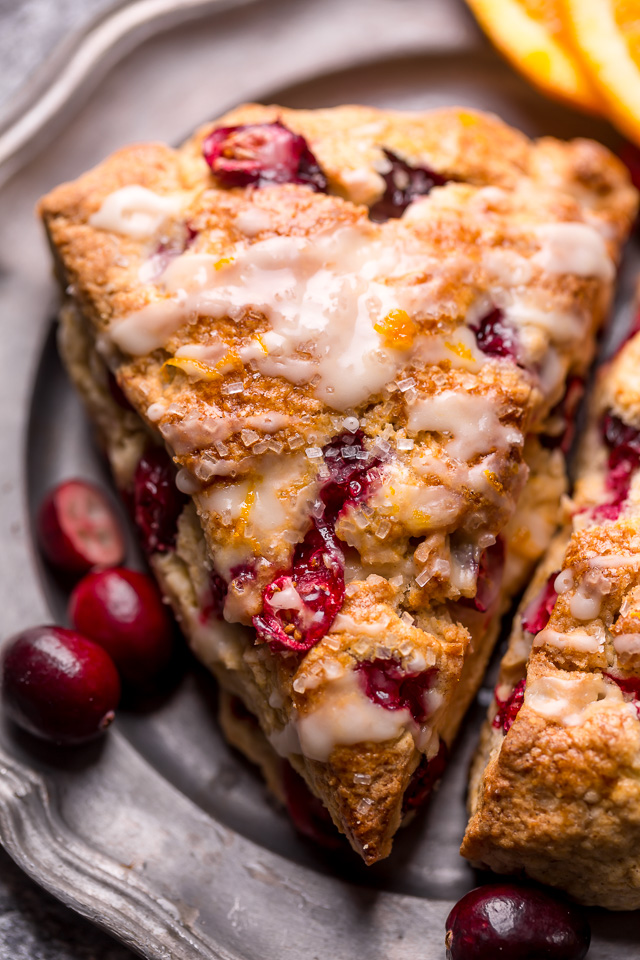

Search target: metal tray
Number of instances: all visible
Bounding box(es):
[1,0,640,955]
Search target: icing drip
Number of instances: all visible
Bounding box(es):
[89,186,184,239]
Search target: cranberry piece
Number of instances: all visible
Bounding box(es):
[133,447,187,554]
[203,121,327,192]
[540,377,584,454]
[320,431,384,519]
[253,518,345,651]
[604,672,640,705]
[493,678,526,733]
[521,572,559,634]
[592,411,640,517]
[69,567,173,686]
[445,883,591,960]
[369,148,447,221]
[200,569,228,622]
[37,479,125,576]
[458,538,505,614]
[402,740,448,813]
[282,762,342,850]
[1,626,120,745]
[470,308,519,361]
[357,658,437,723]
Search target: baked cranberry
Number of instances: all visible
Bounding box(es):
[253,518,345,651]
[37,479,125,575]
[200,570,228,622]
[402,740,448,813]
[521,572,559,634]
[604,672,640,714]
[69,567,173,686]
[133,447,187,554]
[357,658,437,723]
[320,431,384,519]
[369,148,447,221]
[592,411,640,518]
[493,678,526,733]
[1,626,120,745]
[282,762,342,850]
[203,121,327,191]
[540,377,584,454]
[445,884,590,960]
[459,538,505,614]
[471,308,519,361]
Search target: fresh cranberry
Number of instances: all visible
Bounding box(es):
[133,447,187,554]
[458,538,505,614]
[282,762,342,850]
[445,883,591,960]
[369,148,447,221]
[253,518,345,651]
[69,567,173,686]
[470,308,519,361]
[540,377,584,454]
[402,740,448,813]
[521,572,559,634]
[200,570,228,622]
[356,658,437,723]
[37,479,125,575]
[493,678,526,733]
[1,626,120,745]
[203,121,327,191]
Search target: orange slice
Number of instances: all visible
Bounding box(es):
[465,0,601,113]
[563,0,640,145]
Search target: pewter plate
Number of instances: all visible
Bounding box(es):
[2,0,640,956]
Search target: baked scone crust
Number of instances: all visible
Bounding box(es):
[40,103,636,862]
[463,322,640,909]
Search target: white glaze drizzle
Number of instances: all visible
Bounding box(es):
[525,673,626,727]
[406,392,522,462]
[89,186,184,239]
[531,223,615,281]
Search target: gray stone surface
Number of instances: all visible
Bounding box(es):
[0,0,115,119]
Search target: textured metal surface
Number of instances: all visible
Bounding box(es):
[1,0,640,956]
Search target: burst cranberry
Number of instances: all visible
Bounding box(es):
[282,762,342,850]
[357,658,437,723]
[69,567,173,686]
[253,519,345,651]
[459,538,505,614]
[320,431,384,519]
[594,411,640,516]
[203,121,327,191]
[445,884,590,960]
[200,570,228,622]
[369,148,447,221]
[521,572,559,634]
[402,740,448,813]
[470,307,519,361]
[493,678,526,733]
[604,672,640,701]
[1,626,120,745]
[133,447,187,554]
[540,377,584,454]
[37,479,125,575]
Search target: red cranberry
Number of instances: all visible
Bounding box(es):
[402,740,448,813]
[200,569,228,622]
[540,377,584,454]
[604,672,640,715]
[369,148,447,221]
[459,538,505,614]
[203,121,327,191]
[356,658,437,723]
[521,572,559,634]
[493,678,526,733]
[1,626,120,744]
[133,447,187,554]
[253,518,345,651]
[470,307,519,361]
[445,884,591,960]
[591,411,640,518]
[320,431,384,520]
[37,479,125,575]
[69,567,173,686]
[282,762,342,850]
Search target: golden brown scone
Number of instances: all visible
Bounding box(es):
[463,317,640,909]
[41,103,636,863]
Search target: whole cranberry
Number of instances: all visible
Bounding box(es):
[282,762,342,850]
[37,479,125,575]
[1,627,120,744]
[69,567,173,686]
[446,884,590,960]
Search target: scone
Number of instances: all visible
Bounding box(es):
[462,316,640,909]
[38,103,636,862]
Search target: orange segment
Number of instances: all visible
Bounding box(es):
[563,0,640,145]
[465,0,601,112]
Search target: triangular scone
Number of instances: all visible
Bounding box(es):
[463,320,640,909]
[39,104,636,862]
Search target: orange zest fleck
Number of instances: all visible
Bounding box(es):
[374,309,417,349]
